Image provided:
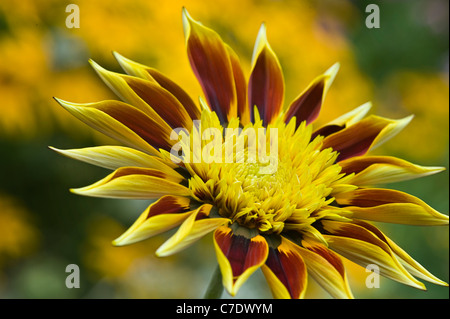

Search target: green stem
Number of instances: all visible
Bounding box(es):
[203,265,223,299]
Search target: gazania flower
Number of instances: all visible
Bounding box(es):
[51,9,448,298]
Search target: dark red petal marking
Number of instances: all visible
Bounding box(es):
[311,124,344,140]
[125,77,192,129]
[146,195,191,219]
[215,227,268,279]
[145,68,201,121]
[248,49,284,125]
[96,101,172,151]
[265,243,306,298]
[321,117,389,162]
[284,79,325,126]
[186,24,236,124]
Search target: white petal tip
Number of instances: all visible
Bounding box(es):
[326,62,340,76]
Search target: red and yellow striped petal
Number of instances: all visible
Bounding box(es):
[214,226,269,296]
[182,8,236,123]
[322,115,413,162]
[284,63,339,126]
[71,167,190,199]
[90,60,192,130]
[261,237,307,299]
[312,102,372,139]
[338,155,445,185]
[55,98,172,154]
[298,240,354,299]
[49,145,178,171]
[156,205,229,257]
[335,188,449,225]
[349,220,448,287]
[322,220,425,289]
[226,45,249,125]
[113,51,201,121]
[112,195,191,246]
[248,24,284,125]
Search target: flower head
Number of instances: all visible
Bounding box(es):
[52,9,448,298]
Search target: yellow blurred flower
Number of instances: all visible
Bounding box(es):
[0,194,39,267]
[377,71,449,163]
[0,0,372,138]
[82,216,158,279]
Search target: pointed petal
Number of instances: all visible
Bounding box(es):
[123,76,193,129]
[322,115,413,162]
[113,51,201,121]
[226,45,249,125]
[322,220,425,289]
[298,240,354,299]
[55,98,171,154]
[349,219,448,287]
[113,51,198,119]
[90,60,192,129]
[71,167,190,199]
[182,8,236,123]
[312,102,372,139]
[285,63,339,126]
[49,145,178,172]
[339,156,445,185]
[261,237,307,299]
[329,102,373,127]
[248,23,284,124]
[156,205,230,257]
[112,195,191,246]
[388,237,449,287]
[335,188,449,225]
[372,115,413,150]
[213,226,269,296]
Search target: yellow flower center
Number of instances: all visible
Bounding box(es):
[183,109,350,235]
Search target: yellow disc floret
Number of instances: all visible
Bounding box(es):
[180,109,354,235]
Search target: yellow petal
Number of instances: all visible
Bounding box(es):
[49,145,178,172]
[386,237,449,287]
[156,205,229,257]
[351,220,448,287]
[370,114,413,150]
[328,102,372,127]
[336,188,449,226]
[54,98,168,155]
[156,215,229,257]
[322,220,426,290]
[71,167,190,199]
[297,241,354,299]
[339,155,445,185]
[112,195,191,246]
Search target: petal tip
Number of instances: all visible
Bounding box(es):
[182,7,194,37]
[89,59,109,77]
[252,23,269,62]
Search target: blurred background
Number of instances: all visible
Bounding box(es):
[0,0,448,299]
